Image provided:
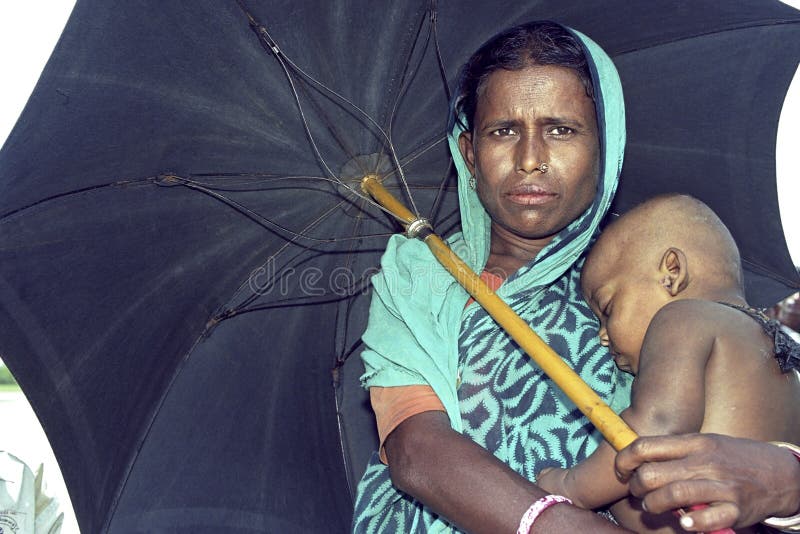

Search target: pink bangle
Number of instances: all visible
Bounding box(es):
[517,494,573,534]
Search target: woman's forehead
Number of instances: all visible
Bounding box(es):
[475,65,595,122]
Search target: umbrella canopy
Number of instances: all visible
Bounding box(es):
[1,1,799,532]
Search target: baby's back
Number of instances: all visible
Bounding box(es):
[700,301,800,444]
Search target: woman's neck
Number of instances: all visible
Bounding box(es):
[484,224,554,279]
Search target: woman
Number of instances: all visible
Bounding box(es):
[353,22,631,533]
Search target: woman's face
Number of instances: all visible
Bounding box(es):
[459,65,600,243]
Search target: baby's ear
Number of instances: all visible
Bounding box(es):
[659,247,688,296]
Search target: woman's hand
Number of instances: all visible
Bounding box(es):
[615,433,800,531]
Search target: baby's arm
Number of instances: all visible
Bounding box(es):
[621,301,713,436]
[611,301,718,531]
[536,438,627,509]
[539,301,715,512]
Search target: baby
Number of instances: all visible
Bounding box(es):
[536,194,800,533]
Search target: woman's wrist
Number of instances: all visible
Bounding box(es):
[762,442,800,532]
[518,494,572,534]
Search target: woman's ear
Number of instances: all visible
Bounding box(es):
[458,131,476,175]
[659,247,689,296]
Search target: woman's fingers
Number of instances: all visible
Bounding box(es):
[615,434,800,529]
[676,502,741,533]
[615,434,705,483]
[627,460,721,505]
[636,478,732,514]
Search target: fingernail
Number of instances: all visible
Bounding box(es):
[680,515,694,530]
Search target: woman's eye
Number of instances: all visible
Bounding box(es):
[491,127,516,136]
[548,126,574,136]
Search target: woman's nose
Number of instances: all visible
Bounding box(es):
[517,134,544,174]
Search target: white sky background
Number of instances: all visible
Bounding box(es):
[5,1,799,264]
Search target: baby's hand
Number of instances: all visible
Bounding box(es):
[536,466,570,496]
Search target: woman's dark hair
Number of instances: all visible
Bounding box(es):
[454,21,594,131]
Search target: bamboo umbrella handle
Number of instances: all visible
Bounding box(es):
[361,175,637,451]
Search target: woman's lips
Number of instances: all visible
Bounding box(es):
[505,184,557,205]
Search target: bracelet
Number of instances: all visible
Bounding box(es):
[762,441,800,532]
[517,494,572,534]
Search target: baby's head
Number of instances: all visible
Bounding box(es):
[581,194,743,373]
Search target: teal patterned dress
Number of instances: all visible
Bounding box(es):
[353,25,632,533]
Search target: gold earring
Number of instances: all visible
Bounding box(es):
[468,175,477,190]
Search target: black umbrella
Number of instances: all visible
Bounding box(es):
[1,1,799,532]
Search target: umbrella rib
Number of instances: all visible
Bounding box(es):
[333,372,356,502]
[231,246,328,313]
[249,29,338,180]
[215,195,394,322]
[235,34,412,226]
[428,157,457,222]
[172,175,392,244]
[219,275,375,316]
[0,178,154,221]
[205,181,395,314]
[377,0,459,232]
[291,79,366,175]
[277,55,424,218]
[378,133,448,188]
[221,189,461,322]
[383,3,448,219]
[235,0,424,218]
[430,0,453,106]
[184,171,453,242]
[335,213,371,364]
[224,203,366,313]
[386,5,434,156]
[237,3,391,216]
[184,172,367,192]
[331,210,371,362]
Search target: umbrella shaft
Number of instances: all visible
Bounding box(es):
[361,175,637,451]
[424,234,637,451]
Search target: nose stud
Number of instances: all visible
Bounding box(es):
[537,163,549,174]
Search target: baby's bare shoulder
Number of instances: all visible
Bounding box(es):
[652,299,758,332]
[647,300,769,358]
[652,300,775,367]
